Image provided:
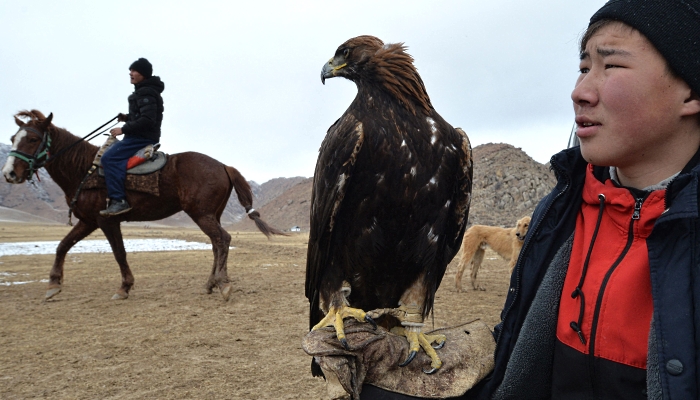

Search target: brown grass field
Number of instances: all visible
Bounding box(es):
[0,223,510,399]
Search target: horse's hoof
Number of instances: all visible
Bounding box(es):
[111,292,129,300]
[45,287,62,300]
[220,283,232,301]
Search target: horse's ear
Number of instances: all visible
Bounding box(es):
[14,116,23,127]
[42,113,54,129]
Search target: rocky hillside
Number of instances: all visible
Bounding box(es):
[220,176,308,225]
[0,144,307,227]
[467,143,555,227]
[228,177,313,233]
[0,143,556,231]
[230,143,557,232]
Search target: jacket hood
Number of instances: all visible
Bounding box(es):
[135,76,164,93]
[549,146,589,187]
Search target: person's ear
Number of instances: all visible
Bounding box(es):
[681,90,700,117]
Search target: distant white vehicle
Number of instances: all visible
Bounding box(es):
[290,226,301,232]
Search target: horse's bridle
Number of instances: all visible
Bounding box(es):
[8,115,120,182]
[9,126,51,181]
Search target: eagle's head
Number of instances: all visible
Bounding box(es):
[321,35,385,84]
[321,35,432,116]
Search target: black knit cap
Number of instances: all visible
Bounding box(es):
[590,0,700,95]
[129,58,153,78]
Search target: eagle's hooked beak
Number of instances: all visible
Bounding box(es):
[321,58,347,85]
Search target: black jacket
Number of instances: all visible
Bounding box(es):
[121,76,164,143]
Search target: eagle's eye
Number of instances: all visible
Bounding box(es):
[343,48,350,58]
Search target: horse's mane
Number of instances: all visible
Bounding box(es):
[15,109,99,178]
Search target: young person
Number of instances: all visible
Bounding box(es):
[100,58,165,216]
[358,0,700,398]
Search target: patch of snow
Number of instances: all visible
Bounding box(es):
[0,279,49,286]
[0,239,229,257]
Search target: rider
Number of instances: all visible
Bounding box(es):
[100,58,165,216]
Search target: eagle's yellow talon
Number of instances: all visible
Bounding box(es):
[334,311,346,341]
[393,325,445,373]
[311,305,372,349]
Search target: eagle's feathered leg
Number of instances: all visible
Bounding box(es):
[311,282,377,349]
[367,276,446,374]
[368,305,446,374]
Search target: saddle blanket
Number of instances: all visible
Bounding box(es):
[82,171,160,196]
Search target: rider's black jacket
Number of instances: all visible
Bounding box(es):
[121,76,164,143]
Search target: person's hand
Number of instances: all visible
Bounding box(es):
[110,127,123,137]
[117,113,128,122]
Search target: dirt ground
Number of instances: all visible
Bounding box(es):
[0,223,511,399]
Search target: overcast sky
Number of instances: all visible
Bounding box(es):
[1,1,607,183]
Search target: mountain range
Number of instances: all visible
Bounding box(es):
[0,142,556,231]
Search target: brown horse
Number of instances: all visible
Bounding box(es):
[3,110,285,301]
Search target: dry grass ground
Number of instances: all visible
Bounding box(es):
[0,223,511,399]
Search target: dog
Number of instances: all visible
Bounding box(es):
[454,216,531,292]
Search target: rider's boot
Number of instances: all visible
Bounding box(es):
[100,199,132,217]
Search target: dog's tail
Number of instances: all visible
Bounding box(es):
[224,165,288,238]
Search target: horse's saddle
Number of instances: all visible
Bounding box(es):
[92,137,168,176]
[96,150,167,176]
[82,138,168,196]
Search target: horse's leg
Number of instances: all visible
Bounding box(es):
[45,220,98,300]
[205,251,218,295]
[99,220,134,300]
[190,214,232,301]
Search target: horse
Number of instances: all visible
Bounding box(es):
[3,110,285,301]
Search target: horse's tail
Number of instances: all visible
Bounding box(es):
[224,165,289,238]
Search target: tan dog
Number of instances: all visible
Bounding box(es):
[454,216,531,292]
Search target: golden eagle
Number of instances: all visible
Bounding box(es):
[306,35,473,375]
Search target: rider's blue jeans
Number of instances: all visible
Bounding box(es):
[101,135,155,201]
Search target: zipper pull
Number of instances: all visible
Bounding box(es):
[632,198,642,220]
[570,321,587,345]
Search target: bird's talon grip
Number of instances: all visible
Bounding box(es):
[365,315,377,330]
[399,350,417,367]
[423,366,439,374]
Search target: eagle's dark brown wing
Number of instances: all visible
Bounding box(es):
[305,113,364,330]
[426,126,472,303]
[399,119,473,318]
